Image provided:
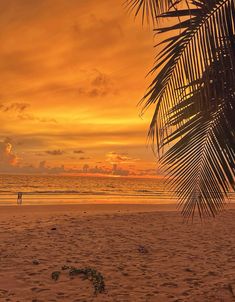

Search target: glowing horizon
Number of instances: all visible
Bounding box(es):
[0,0,162,178]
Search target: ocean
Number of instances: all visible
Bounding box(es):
[0,174,176,205]
[0,174,234,205]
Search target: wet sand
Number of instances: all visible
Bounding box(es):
[0,204,235,302]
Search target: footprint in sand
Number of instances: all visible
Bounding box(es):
[31,287,50,293]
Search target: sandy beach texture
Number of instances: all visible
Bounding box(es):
[0,204,235,302]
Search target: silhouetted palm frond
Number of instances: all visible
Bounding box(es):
[163,52,235,219]
[129,0,235,218]
[125,0,182,24]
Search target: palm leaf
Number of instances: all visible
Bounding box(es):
[125,0,183,24]
[137,0,235,218]
[163,52,235,219]
[153,0,235,217]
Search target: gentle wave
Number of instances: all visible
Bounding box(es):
[1,190,233,197]
[0,175,234,205]
[0,191,175,197]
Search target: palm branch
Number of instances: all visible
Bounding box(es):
[125,0,181,24]
[128,0,235,218]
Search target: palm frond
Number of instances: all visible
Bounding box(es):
[125,0,183,24]
[163,53,235,219]
[141,0,235,218]
[145,0,234,146]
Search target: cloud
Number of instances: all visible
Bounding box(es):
[0,139,159,177]
[0,139,147,177]
[73,150,84,154]
[0,102,29,113]
[0,138,20,170]
[111,163,129,176]
[106,151,139,164]
[18,113,57,123]
[37,161,65,174]
[91,72,109,86]
[69,162,130,176]
[16,161,65,174]
[0,140,65,174]
[45,149,65,155]
[0,102,57,124]
[0,0,157,177]
[87,70,118,98]
[59,162,130,176]
[36,69,116,99]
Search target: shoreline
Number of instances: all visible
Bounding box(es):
[0,203,234,218]
[0,203,178,218]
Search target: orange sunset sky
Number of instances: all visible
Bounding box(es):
[0,0,162,177]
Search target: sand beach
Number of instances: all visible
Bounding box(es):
[0,204,235,302]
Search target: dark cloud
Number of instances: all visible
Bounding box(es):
[0,102,29,113]
[67,162,130,176]
[87,70,117,98]
[17,113,57,123]
[13,161,65,175]
[73,150,84,154]
[106,151,139,164]
[45,149,65,156]
[111,163,129,176]
[91,72,109,87]
[0,102,57,124]
[18,69,117,100]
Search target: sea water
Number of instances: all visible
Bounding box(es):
[0,174,176,205]
[0,174,234,205]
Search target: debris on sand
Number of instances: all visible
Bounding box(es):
[228,284,235,297]
[52,265,105,295]
[51,271,61,281]
[69,267,105,295]
[137,245,149,254]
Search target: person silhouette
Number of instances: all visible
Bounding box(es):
[17,192,23,205]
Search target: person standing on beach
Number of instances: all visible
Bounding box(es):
[17,192,23,205]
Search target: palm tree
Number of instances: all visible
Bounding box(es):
[126,0,235,219]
